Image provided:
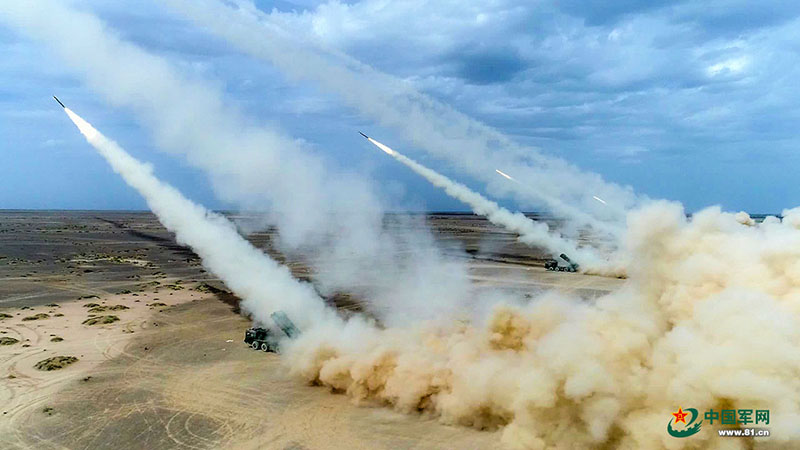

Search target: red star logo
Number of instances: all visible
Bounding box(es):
[672,407,689,424]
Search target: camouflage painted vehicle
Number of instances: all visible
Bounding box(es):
[544,253,580,272]
[244,327,279,352]
[244,310,300,353]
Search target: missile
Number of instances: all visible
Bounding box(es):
[359,131,369,139]
[53,96,65,108]
[496,169,514,181]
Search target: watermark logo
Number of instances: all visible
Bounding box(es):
[667,407,771,438]
[667,407,702,438]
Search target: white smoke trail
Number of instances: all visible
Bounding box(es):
[0,1,476,325]
[364,136,604,268]
[493,168,624,241]
[166,0,638,238]
[61,105,334,330]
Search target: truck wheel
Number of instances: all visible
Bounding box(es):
[251,341,259,350]
[261,343,269,352]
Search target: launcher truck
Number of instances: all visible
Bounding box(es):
[244,310,301,353]
[544,253,580,272]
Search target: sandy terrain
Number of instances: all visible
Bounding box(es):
[0,211,621,449]
[0,283,212,447]
[2,295,503,449]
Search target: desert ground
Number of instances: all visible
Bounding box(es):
[0,211,622,449]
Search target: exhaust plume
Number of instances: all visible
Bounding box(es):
[0,1,476,325]
[166,0,638,239]
[364,136,604,267]
[61,105,333,330]
[492,167,625,241]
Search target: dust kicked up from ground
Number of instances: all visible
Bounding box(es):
[0,210,613,449]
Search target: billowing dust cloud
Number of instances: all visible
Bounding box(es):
[284,204,800,448]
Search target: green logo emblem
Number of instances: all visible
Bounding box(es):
[668,407,702,438]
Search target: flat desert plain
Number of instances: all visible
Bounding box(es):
[0,211,621,449]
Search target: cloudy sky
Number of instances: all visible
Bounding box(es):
[2,0,800,213]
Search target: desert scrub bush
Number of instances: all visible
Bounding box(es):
[88,305,129,313]
[22,313,49,321]
[0,337,19,345]
[82,315,119,326]
[35,356,78,371]
[194,283,213,292]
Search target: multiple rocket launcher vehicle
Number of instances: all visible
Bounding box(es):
[357,131,581,274]
[244,311,300,353]
[544,253,580,272]
[55,95,304,351]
